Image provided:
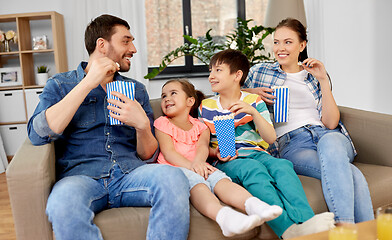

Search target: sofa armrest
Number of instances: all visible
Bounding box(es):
[6,138,55,240]
[339,106,392,167]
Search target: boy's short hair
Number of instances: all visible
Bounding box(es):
[85,14,130,55]
[209,49,250,86]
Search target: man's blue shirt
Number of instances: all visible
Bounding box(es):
[27,62,156,180]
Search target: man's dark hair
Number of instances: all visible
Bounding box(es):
[209,49,250,86]
[84,14,130,55]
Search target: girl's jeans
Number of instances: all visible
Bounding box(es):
[46,164,190,240]
[278,125,374,223]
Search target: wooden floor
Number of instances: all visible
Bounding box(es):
[0,172,16,240]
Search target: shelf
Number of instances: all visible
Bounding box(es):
[20,49,54,54]
[0,121,27,126]
[0,86,23,91]
[0,51,20,56]
[0,11,68,158]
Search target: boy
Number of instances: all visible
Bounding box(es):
[198,49,335,239]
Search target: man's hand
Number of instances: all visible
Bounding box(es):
[107,91,150,131]
[85,57,120,89]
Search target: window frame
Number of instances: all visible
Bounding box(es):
[148,0,246,80]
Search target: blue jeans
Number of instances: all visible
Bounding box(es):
[46,164,190,240]
[278,125,374,223]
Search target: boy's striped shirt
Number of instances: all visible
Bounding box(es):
[199,91,272,156]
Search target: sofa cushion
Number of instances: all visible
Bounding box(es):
[94,205,259,240]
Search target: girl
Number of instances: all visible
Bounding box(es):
[244,18,374,224]
[154,79,282,237]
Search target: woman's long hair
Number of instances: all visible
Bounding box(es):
[276,18,308,62]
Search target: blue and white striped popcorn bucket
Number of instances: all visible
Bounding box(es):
[272,86,289,123]
[106,80,135,125]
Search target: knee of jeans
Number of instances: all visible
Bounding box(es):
[318,132,354,160]
[46,190,76,222]
[319,132,348,147]
[155,165,190,196]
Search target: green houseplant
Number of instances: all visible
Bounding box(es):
[144,18,275,79]
[37,65,49,74]
[36,65,49,85]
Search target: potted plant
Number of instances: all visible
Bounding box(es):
[144,18,275,79]
[36,65,49,86]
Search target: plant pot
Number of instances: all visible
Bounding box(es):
[36,73,49,86]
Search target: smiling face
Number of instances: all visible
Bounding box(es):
[208,62,241,94]
[273,26,306,72]
[161,81,195,118]
[105,25,137,72]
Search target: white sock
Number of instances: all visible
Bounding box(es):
[244,197,283,223]
[281,212,335,239]
[216,206,262,237]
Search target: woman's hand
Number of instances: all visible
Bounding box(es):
[244,87,275,105]
[302,58,329,84]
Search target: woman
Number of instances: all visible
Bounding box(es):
[244,18,374,224]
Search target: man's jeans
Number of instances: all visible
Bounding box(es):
[46,164,190,240]
[278,125,374,223]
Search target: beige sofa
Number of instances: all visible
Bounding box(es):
[6,99,392,240]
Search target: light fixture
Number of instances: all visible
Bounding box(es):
[264,0,307,28]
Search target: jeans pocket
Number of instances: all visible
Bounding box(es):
[277,134,290,155]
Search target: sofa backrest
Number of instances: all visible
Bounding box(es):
[150,98,164,120]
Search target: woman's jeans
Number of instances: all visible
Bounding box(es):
[46,164,190,240]
[278,125,374,223]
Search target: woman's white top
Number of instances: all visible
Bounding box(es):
[275,70,324,138]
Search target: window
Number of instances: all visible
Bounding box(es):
[145,0,269,79]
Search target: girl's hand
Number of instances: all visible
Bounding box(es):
[191,162,216,179]
[302,58,329,84]
[228,101,258,117]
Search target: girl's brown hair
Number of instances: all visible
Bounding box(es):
[162,79,205,118]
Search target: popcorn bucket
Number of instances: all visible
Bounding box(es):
[213,114,236,158]
[272,86,289,123]
[106,80,135,125]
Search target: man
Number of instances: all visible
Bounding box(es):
[28,14,190,240]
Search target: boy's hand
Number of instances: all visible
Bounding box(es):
[215,146,238,162]
[228,100,258,117]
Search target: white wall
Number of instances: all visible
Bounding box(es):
[1,1,391,114]
[322,0,392,115]
[149,77,213,99]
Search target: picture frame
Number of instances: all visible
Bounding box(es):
[0,67,22,87]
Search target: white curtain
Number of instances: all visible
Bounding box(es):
[303,0,325,63]
[0,135,8,173]
[60,0,149,88]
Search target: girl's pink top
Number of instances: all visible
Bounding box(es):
[154,116,208,166]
